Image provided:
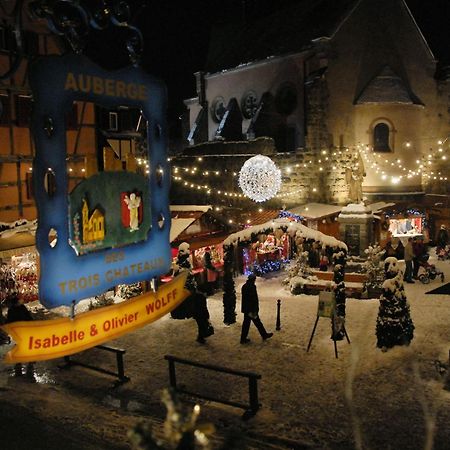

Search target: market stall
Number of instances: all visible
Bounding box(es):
[162,205,234,290]
[383,207,427,246]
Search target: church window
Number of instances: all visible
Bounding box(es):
[373,123,390,152]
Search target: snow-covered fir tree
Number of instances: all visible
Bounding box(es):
[332,249,347,340]
[282,251,314,294]
[376,257,414,350]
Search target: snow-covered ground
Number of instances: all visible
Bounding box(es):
[0,254,449,449]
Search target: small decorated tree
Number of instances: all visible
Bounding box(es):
[363,244,386,297]
[222,244,237,325]
[376,257,414,350]
[282,251,313,294]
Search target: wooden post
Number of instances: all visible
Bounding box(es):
[168,359,177,389]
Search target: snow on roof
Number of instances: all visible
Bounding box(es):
[288,203,342,219]
[170,205,212,213]
[0,219,37,239]
[341,203,371,213]
[338,203,374,219]
[223,218,347,250]
[170,218,196,243]
[367,201,396,213]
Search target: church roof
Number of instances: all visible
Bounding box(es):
[355,66,419,105]
[205,0,450,75]
[205,0,357,73]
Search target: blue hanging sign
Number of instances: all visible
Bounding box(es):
[30,54,171,308]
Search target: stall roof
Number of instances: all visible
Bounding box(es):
[170,205,212,213]
[170,205,234,249]
[170,218,196,243]
[238,209,280,226]
[367,201,396,213]
[288,203,342,219]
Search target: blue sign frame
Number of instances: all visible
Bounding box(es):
[30,54,171,308]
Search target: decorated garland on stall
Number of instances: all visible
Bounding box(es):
[332,249,347,340]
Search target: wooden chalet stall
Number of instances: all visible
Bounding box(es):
[287,203,342,239]
[167,205,235,289]
[374,203,430,255]
[0,220,39,307]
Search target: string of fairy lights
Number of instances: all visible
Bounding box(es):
[166,135,449,203]
[357,138,449,184]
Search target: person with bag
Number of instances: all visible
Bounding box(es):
[240,274,273,344]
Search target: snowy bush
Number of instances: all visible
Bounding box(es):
[363,244,386,289]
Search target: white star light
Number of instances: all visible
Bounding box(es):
[238,155,282,202]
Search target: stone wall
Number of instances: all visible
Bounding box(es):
[171,138,358,209]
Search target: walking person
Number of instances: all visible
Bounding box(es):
[240,274,273,344]
[403,237,414,283]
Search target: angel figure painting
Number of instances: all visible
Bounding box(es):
[123,192,142,231]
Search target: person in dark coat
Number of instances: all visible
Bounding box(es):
[412,237,426,279]
[6,294,35,378]
[192,291,214,344]
[203,247,218,295]
[240,274,273,344]
[436,225,448,251]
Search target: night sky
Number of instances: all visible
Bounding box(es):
[83,0,450,132]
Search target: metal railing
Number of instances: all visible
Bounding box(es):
[164,354,261,420]
[61,344,130,385]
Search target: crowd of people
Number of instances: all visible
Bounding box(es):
[383,225,449,283]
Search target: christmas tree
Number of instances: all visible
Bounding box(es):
[222,244,237,325]
[376,257,414,350]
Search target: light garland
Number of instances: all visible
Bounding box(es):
[358,138,449,184]
[171,135,449,197]
[238,155,282,202]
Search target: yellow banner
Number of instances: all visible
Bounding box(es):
[1,273,189,363]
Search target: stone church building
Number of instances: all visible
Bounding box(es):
[174,0,450,209]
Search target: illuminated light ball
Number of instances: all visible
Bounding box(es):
[238,155,281,202]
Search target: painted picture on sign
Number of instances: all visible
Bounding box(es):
[69,172,150,255]
[121,192,143,231]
